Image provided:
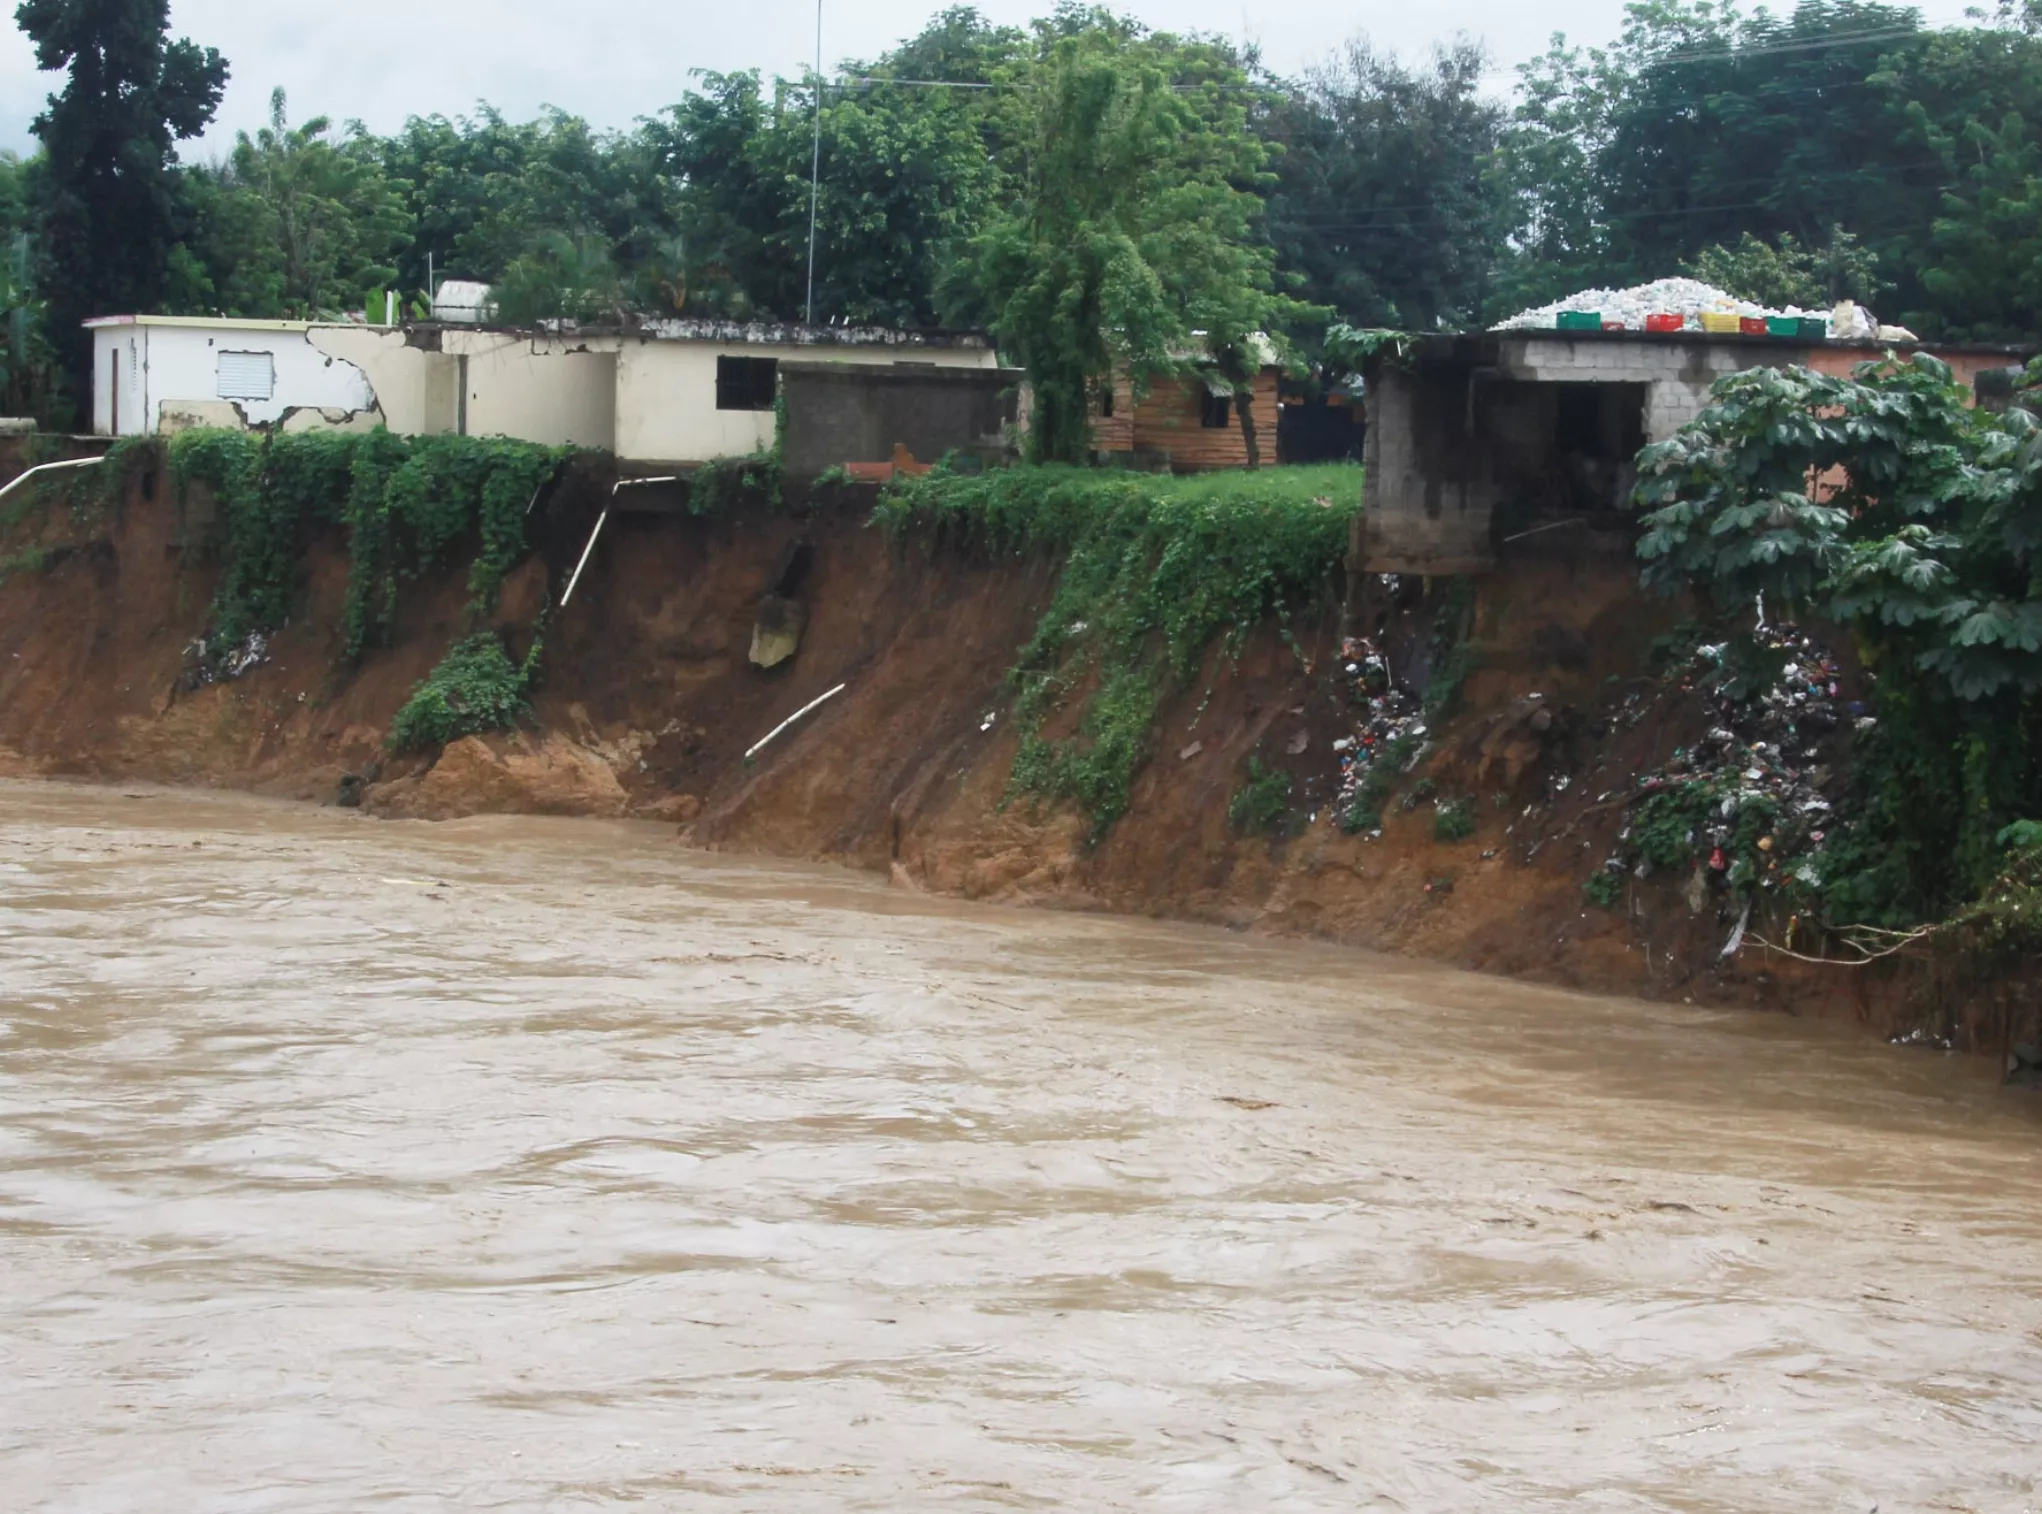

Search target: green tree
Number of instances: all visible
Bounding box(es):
[377,107,679,297]
[1684,226,1883,308]
[651,11,1012,328]
[1263,38,1508,331]
[14,0,227,383]
[1915,113,2042,341]
[169,90,411,319]
[963,21,1298,462]
[488,230,625,325]
[1494,1,1934,311]
[1631,354,2042,919]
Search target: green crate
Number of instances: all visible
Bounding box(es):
[1797,316,1830,339]
[1556,311,1603,331]
[1766,316,1799,337]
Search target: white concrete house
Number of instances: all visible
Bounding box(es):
[86,313,1002,463]
[88,316,387,437]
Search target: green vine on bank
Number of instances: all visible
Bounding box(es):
[386,625,543,752]
[875,462,1361,838]
[166,428,566,660]
[1228,756,1294,837]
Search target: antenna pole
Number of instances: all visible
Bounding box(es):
[805,0,823,325]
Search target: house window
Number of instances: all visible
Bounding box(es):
[716,356,779,411]
[217,351,276,402]
[1199,387,1232,429]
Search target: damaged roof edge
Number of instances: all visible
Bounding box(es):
[84,312,994,349]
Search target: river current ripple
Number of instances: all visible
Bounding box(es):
[2,780,2040,1511]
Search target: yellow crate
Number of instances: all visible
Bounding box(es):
[1699,311,1742,334]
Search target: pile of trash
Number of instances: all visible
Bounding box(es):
[1603,624,1851,897]
[1496,277,1812,331]
[1494,277,1916,342]
[180,630,269,689]
[1330,633,1430,837]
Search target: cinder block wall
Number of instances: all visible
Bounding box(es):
[780,364,1022,497]
[1361,364,1507,576]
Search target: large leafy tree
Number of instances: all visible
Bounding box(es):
[1262,38,1507,331]
[14,0,226,382]
[377,107,679,299]
[1491,0,2042,336]
[963,19,1300,462]
[1682,225,1883,309]
[1915,112,2042,341]
[1,153,61,421]
[654,71,1000,326]
[653,9,1020,326]
[170,90,410,319]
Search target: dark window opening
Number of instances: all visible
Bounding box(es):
[716,356,780,411]
[1555,382,1645,461]
[1099,384,1115,418]
[1199,388,1232,429]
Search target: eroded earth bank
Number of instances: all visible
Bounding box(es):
[0,438,2027,1049]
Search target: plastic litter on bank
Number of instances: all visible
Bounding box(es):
[1600,623,1849,905]
[1330,629,1430,838]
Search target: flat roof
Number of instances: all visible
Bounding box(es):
[83,315,318,333]
[86,312,997,348]
[1484,327,2034,359]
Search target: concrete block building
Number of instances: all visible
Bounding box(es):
[1358,329,2030,576]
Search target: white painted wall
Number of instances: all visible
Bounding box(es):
[85,316,1002,462]
[87,318,380,435]
[439,330,618,449]
[91,326,150,437]
[613,339,998,463]
[310,327,459,436]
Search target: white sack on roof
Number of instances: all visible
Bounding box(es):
[1494,277,1818,331]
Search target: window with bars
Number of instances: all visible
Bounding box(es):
[715,356,779,411]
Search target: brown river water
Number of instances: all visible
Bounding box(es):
[3,779,2040,1512]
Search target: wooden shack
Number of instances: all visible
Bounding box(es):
[1092,366,1282,470]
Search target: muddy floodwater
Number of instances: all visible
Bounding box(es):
[4,781,2041,1512]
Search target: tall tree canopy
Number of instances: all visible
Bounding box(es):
[15,0,225,381]
[1262,39,1506,332]
[964,17,1300,461]
[11,0,2042,433]
[167,90,410,319]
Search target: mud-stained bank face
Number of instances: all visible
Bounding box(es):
[2,780,2040,1512]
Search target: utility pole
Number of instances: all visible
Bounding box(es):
[805,0,823,326]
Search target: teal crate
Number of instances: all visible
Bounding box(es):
[1556,311,1603,331]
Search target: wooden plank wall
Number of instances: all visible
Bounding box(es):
[1091,369,1281,469]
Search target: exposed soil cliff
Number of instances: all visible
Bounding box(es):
[0,437,2008,1051]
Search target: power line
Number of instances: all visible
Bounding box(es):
[1271,153,1967,231]
[827,9,1997,99]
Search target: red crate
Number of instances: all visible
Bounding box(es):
[1645,313,1684,332]
[1740,316,1769,335]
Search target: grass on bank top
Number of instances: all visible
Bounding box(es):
[1141,461,1363,506]
[872,460,1363,557]
[874,461,1364,837]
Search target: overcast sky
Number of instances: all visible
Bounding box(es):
[0,0,1655,160]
